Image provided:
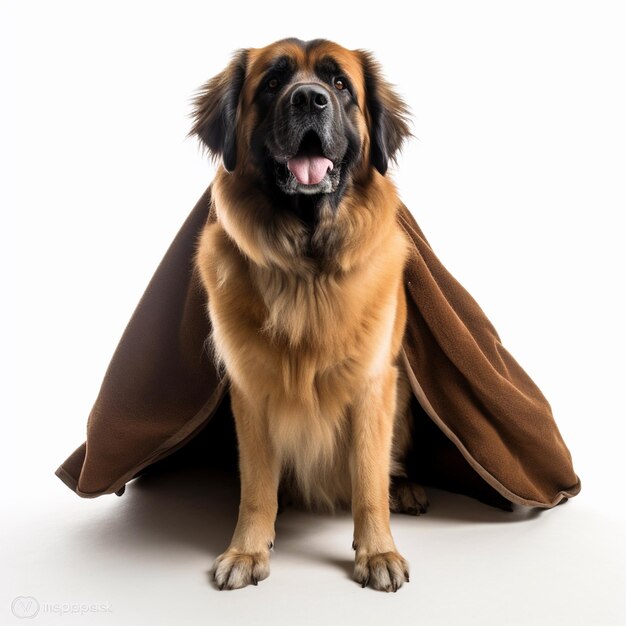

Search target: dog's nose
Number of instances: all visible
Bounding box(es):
[290,84,329,113]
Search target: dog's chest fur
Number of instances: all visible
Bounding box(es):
[248,265,373,508]
[200,221,403,510]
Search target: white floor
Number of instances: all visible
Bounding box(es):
[2,463,623,626]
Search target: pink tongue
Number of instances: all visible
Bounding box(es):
[287,155,333,185]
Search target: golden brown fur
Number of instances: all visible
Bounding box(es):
[193,38,427,592]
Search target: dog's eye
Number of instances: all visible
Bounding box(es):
[267,77,280,91]
[334,77,346,91]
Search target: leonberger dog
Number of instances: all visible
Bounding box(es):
[192,38,428,592]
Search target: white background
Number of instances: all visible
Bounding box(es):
[1,1,625,624]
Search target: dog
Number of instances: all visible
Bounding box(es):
[192,38,429,592]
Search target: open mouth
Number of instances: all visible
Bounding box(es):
[271,129,342,196]
[286,131,334,186]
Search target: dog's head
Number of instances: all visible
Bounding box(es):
[190,38,410,210]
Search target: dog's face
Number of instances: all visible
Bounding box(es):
[191,38,410,213]
[250,43,359,199]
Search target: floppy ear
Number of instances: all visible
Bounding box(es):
[358,51,412,176]
[189,49,248,172]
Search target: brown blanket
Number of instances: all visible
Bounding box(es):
[55,185,581,509]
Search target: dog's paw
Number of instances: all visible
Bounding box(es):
[354,550,410,592]
[390,478,429,515]
[212,550,270,590]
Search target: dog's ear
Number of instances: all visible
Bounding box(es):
[358,51,412,176]
[189,49,248,172]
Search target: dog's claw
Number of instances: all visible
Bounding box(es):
[355,551,408,592]
[212,550,271,590]
[352,540,357,551]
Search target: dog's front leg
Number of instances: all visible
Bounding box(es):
[350,365,410,592]
[212,384,280,590]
